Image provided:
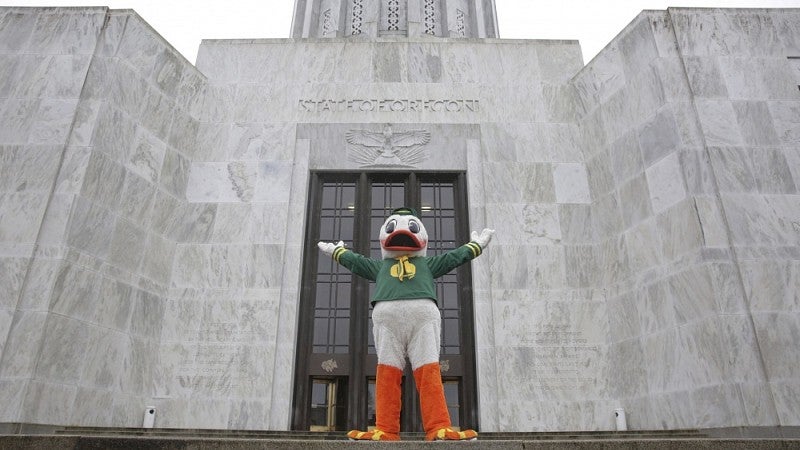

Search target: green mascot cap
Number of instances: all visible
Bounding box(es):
[391,207,419,217]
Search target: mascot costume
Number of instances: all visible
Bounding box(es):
[318,207,494,441]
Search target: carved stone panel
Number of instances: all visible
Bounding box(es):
[345,124,430,168]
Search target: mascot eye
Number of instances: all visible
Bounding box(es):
[385,219,397,234]
[408,220,420,234]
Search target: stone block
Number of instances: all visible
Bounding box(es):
[130,289,165,339]
[721,193,798,246]
[81,150,126,211]
[407,42,443,82]
[92,104,137,161]
[139,87,176,142]
[618,174,652,230]
[739,382,780,426]
[742,259,795,312]
[638,107,682,166]
[172,244,247,289]
[255,161,294,203]
[107,62,148,118]
[0,191,48,244]
[656,199,703,262]
[0,9,38,54]
[159,148,191,198]
[695,100,745,147]
[771,380,800,425]
[167,110,199,154]
[94,277,133,331]
[642,329,679,392]
[618,16,659,80]
[646,152,687,214]
[683,56,729,98]
[233,84,274,123]
[769,101,800,148]
[151,48,185,98]
[50,263,98,321]
[372,42,402,82]
[672,9,751,57]
[15,257,60,311]
[116,15,164,78]
[27,10,104,55]
[246,244,284,288]
[20,380,77,424]
[119,172,156,227]
[227,400,271,430]
[0,257,25,310]
[708,146,757,193]
[119,335,158,396]
[536,43,583,83]
[0,379,27,423]
[606,338,647,398]
[558,204,593,244]
[694,196,728,248]
[553,163,591,204]
[140,232,175,287]
[606,291,641,344]
[623,219,663,270]
[609,131,643,185]
[65,197,115,258]
[187,161,257,203]
[543,83,584,122]
[750,147,797,194]
[72,386,114,426]
[669,266,717,325]
[185,397,231,429]
[639,280,676,335]
[690,383,746,428]
[679,147,715,195]
[592,192,623,239]
[732,101,780,146]
[36,314,91,383]
[486,244,529,290]
[251,203,290,244]
[586,152,614,197]
[80,328,126,391]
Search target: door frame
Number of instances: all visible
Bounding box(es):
[291,171,478,432]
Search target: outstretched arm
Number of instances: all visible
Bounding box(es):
[318,240,345,257]
[317,240,380,281]
[470,228,495,249]
[428,228,495,278]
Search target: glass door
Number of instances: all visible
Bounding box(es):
[292,172,478,432]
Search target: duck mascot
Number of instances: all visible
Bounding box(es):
[317,207,494,441]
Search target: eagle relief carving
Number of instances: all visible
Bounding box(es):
[345,125,431,168]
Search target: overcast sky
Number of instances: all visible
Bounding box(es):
[3,0,800,64]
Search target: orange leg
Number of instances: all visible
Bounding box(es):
[413,362,478,441]
[347,364,403,441]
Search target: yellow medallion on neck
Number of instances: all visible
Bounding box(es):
[390,255,416,281]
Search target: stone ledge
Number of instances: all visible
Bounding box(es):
[2,436,800,450]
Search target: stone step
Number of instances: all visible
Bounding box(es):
[2,425,800,449]
[37,425,709,440]
[1,435,800,449]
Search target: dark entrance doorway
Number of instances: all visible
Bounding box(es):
[291,171,478,433]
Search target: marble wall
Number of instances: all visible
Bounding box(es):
[669,8,800,427]
[571,8,800,429]
[0,6,108,424]
[0,7,217,427]
[0,5,798,433]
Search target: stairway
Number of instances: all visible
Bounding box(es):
[1,425,799,449]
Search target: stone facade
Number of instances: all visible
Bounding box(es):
[0,4,798,432]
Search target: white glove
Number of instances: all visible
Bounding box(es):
[471,228,495,248]
[318,240,345,256]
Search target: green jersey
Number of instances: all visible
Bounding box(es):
[331,242,483,305]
